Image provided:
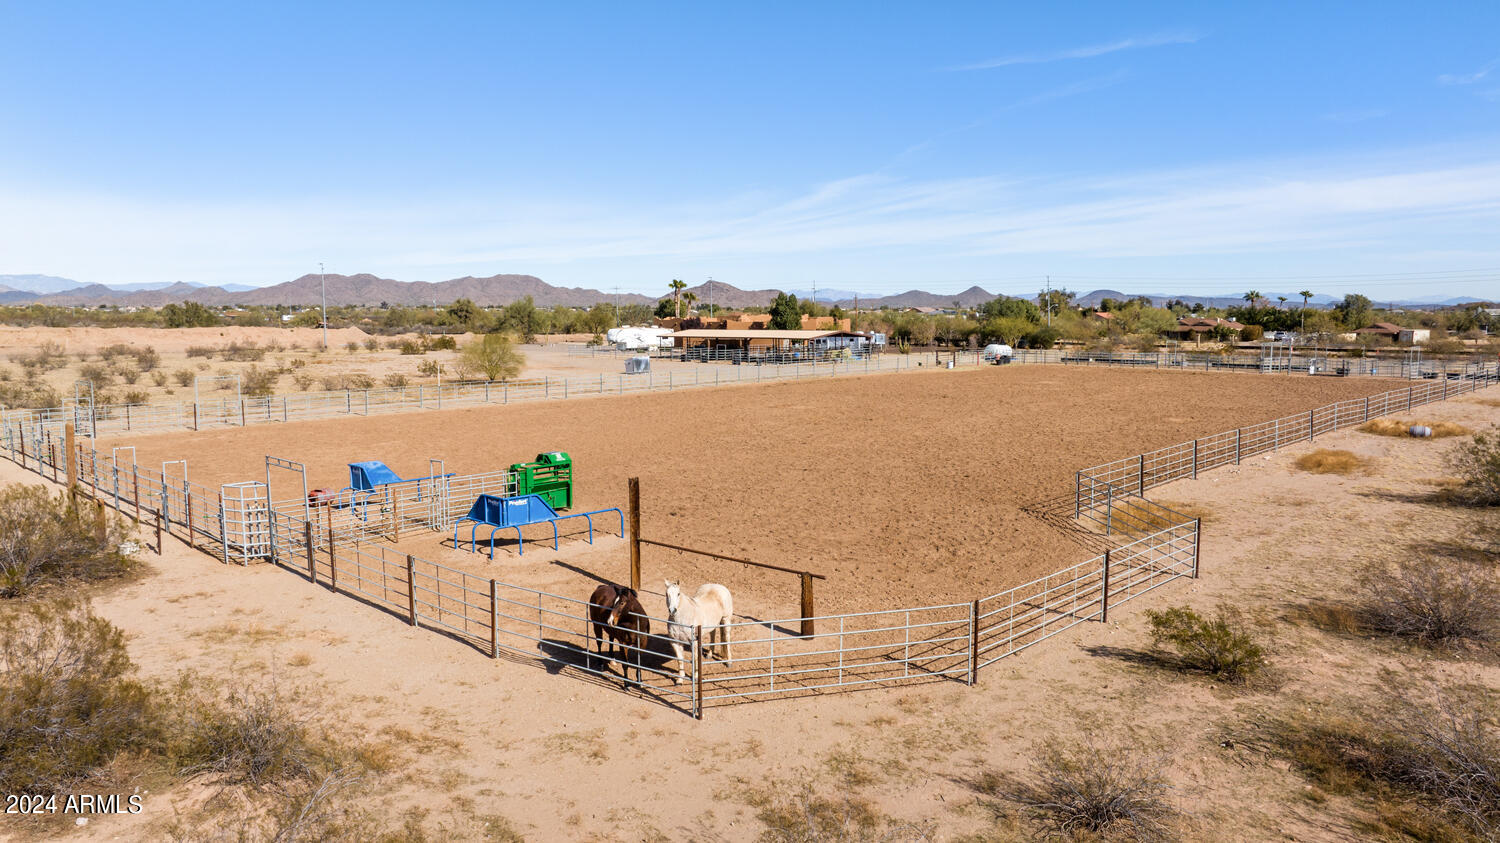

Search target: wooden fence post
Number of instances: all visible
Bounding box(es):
[1100,550,1112,624]
[94,499,106,543]
[155,510,163,554]
[1138,454,1145,493]
[1364,396,1370,422]
[800,572,815,637]
[628,477,641,591]
[1191,440,1198,479]
[406,554,418,626]
[1308,408,1315,440]
[1234,428,1241,464]
[1407,385,1413,411]
[1192,519,1202,578]
[968,599,979,686]
[490,579,499,659]
[303,521,315,581]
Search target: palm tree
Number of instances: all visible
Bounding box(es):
[668,279,687,318]
[1299,290,1314,332]
[681,291,698,314]
[1243,290,1263,310]
[1277,296,1288,310]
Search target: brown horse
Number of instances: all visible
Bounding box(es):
[586,584,650,682]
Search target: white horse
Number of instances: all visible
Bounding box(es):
[664,579,734,684]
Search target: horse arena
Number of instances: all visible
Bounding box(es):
[27,363,1487,715]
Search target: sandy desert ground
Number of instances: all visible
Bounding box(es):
[102,366,1398,619]
[2,368,1494,840]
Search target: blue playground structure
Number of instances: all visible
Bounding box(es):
[453,493,622,558]
[340,460,455,513]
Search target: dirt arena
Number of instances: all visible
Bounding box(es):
[104,365,1398,619]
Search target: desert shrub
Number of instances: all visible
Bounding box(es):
[382,373,408,388]
[384,339,406,350]
[363,337,380,352]
[319,373,374,391]
[292,372,316,391]
[97,343,134,362]
[1360,418,1472,438]
[77,362,112,386]
[0,600,155,796]
[222,341,265,362]
[1246,687,1499,839]
[123,389,149,405]
[116,364,140,384]
[1294,449,1365,475]
[289,356,307,368]
[398,340,424,355]
[428,335,457,351]
[750,783,889,842]
[173,368,195,387]
[458,333,524,381]
[0,379,62,409]
[185,345,216,358]
[1359,558,1499,647]
[1144,604,1267,682]
[976,734,1175,841]
[344,341,359,353]
[170,678,322,788]
[0,485,137,597]
[151,371,168,387]
[9,340,68,371]
[241,365,279,398]
[132,346,160,372]
[416,359,441,377]
[1449,426,1500,505]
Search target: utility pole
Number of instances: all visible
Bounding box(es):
[1045,275,1053,327]
[613,286,620,327]
[319,262,328,349]
[708,276,715,318]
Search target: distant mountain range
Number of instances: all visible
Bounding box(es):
[0,273,1489,310]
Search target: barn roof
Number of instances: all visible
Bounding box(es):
[670,329,869,340]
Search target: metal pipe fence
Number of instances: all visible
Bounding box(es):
[1075,365,1500,524]
[13,345,1485,445]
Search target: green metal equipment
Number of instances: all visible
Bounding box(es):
[511,451,573,510]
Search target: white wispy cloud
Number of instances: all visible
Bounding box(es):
[949,31,1198,71]
[1438,58,1498,85]
[5,147,1500,291]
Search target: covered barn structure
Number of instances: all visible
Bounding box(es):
[669,328,872,360]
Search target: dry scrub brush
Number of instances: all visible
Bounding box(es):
[0,600,156,796]
[1294,449,1366,475]
[1,602,410,838]
[972,734,1175,842]
[1359,418,1472,438]
[1144,604,1268,683]
[1237,685,1500,840]
[1358,558,1499,648]
[0,485,137,598]
[1449,425,1500,505]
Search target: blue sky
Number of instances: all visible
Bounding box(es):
[2,1,1498,299]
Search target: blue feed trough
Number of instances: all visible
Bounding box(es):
[453,493,622,558]
[339,460,455,516]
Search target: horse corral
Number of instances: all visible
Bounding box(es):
[41,364,1482,711]
[99,366,1397,615]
